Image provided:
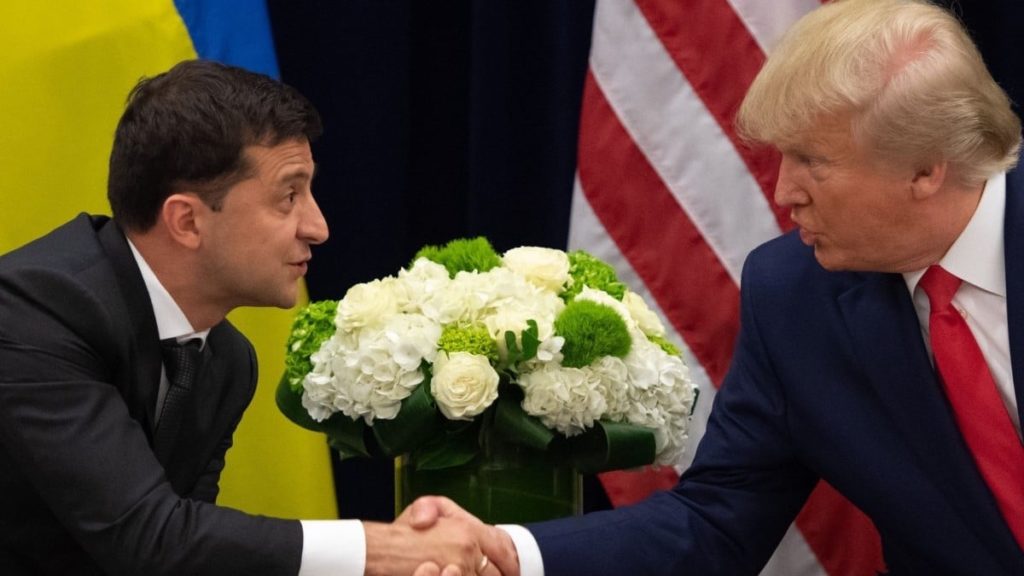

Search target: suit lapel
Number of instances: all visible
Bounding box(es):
[96,218,163,437]
[837,272,1021,558]
[1004,165,1024,432]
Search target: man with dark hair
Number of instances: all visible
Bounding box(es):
[0,59,515,575]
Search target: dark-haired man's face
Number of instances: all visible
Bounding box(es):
[197,138,328,310]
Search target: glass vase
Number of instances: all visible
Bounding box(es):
[395,437,582,524]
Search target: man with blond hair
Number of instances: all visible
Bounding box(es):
[436,0,1024,573]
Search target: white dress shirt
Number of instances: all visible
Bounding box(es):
[903,172,1020,437]
[127,240,365,575]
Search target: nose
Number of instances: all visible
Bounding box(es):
[299,194,329,245]
[773,154,810,209]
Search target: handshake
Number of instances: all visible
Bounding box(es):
[364,496,521,576]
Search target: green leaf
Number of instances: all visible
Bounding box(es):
[276,371,374,458]
[493,389,554,452]
[520,319,540,362]
[322,414,373,459]
[275,373,324,432]
[504,329,522,365]
[373,379,440,456]
[568,420,657,474]
[413,422,481,470]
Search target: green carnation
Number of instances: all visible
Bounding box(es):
[413,237,502,278]
[438,324,499,363]
[284,300,338,392]
[563,250,626,301]
[555,300,631,368]
[647,333,681,357]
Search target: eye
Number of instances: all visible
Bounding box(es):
[797,154,817,167]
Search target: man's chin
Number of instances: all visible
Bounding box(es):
[260,289,299,310]
[812,246,846,272]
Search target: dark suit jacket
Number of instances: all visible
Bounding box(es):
[529,166,1024,575]
[0,215,302,575]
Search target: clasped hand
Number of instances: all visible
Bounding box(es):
[364,496,520,576]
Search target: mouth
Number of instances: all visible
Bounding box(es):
[797,227,817,246]
[290,260,310,276]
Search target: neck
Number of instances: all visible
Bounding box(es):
[901,179,986,272]
[127,230,227,331]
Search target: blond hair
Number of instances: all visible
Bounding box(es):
[737,0,1020,184]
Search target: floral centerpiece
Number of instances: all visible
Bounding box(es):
[276,238,698,523]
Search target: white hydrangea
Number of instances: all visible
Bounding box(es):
[396,258,451,313]
[301,312,441,424]
[297,245,698,470]
[473,267,564,359]
[588,355,630,417]
[534,335,565,364]
[518,362,607,436]
[618,337,695,464]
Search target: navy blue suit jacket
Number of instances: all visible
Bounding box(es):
[529,166,1024,575]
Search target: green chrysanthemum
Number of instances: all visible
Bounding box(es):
[438,324,500,363]
[647,333,681,357]
[563,250,627,301]
[284,300,338,392]
[413,237,502,278]
[555,300,631,368]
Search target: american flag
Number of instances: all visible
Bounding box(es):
[567,0,885,573]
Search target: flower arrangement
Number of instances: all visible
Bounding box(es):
[277,238,698,475]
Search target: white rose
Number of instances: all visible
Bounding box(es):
[431,352,500,420]
[622,291,666,337]
[502,246,570,293]
[337,278,400,331]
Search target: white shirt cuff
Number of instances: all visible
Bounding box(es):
[498,524,544,576]
[298,519,365,576]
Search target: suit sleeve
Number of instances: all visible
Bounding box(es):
[0,267,303,576]
[189,431,232,503]
[526,252,818,576]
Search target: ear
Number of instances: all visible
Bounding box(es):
[159,192,204,250]
[909,160,948,200]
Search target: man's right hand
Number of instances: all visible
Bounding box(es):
[361,496,520,576]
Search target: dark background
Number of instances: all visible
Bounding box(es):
[265,0,1024,520]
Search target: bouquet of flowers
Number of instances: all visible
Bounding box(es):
[277,238,698,476]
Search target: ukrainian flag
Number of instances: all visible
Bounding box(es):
[0,1,337,520]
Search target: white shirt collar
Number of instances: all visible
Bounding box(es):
[126,238,209,345]
[904,172,1006,297]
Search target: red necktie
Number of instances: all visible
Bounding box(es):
[919,265,1024,549]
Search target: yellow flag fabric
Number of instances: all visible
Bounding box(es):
[0,1,337,520]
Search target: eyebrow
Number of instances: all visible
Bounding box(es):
[280,163,317,184]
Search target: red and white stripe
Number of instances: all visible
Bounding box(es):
[569,1,885,574]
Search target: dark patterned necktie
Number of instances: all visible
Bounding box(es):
[155,338,203,465]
